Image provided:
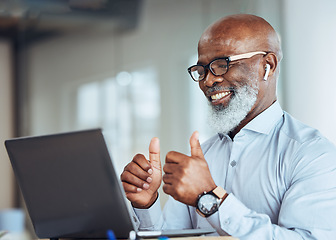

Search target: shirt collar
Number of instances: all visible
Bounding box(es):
[217,101,284,140]
[243,101,284,135]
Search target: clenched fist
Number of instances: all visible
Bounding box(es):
[162,131,216,206]
[120,138,162,208]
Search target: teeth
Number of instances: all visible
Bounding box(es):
[211,92,230,100]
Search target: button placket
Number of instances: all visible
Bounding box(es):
[226,132,254,192]
[225,140,239,193]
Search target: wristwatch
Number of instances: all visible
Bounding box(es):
[196,186,228,217]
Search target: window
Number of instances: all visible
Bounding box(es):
[76,68,160,173]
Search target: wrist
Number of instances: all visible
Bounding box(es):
[132,192,159,209]
[213,186,228,205]
[196,186,228,217]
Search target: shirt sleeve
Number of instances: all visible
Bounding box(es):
[209,138,336,240]
[133,195,193,230]
[133,196,163,230]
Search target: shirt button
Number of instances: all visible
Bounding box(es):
[223,219,230,225]
[230,160,237,167]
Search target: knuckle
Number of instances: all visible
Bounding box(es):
[121,172,143,188]
[122,182,137,193]
[175,186,184,199]
[123,164,135,175]
[133,154,151,170]
[162,174,169,183]
[166,151,178,161]
[120,171,126,180]
[127,163,138,172]
[180,163,190,176]
[167,151,178,157]
[133,154,147,164]
[123,162,131,171]
[124,163,149,181]
[166,151,174,157]
[162,184,169,194]
[122,172,132,182]
[120,170,132,181]
[180,178,189,186]
[134,153,145,159]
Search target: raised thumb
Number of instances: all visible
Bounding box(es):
[149,137,161,168]
[190,131,204,158]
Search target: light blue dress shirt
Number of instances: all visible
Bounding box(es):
[134,101,336,239]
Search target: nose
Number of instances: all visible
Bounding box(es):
[203,72,224,87]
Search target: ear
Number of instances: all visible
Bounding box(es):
[264,52,278,80]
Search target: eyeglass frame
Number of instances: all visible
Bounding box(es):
[187,51,268,82]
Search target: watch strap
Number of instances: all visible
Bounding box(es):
[196,186,228,218]
[212,186,228,205]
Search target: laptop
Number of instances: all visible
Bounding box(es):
[5,129,215,239]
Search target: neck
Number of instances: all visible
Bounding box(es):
[229,99,277,139]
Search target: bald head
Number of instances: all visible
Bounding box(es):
[196,14,282,136]
[199,14,282,62]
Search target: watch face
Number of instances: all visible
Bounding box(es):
[198,194,218,215]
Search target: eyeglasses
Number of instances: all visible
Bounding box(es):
[187,51,267,82]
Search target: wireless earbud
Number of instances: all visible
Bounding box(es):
[263,64,271,81]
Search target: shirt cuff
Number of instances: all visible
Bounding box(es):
[207,193,251,234]
[133,197,162,230]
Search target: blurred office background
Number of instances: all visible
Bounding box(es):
[0,0,335,237]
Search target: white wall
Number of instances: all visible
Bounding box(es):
[283,0,336,144]
[0,39,14,209]
[26,0,282,163]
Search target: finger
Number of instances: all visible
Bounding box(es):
[122,181,143,193]
[165,151,185,164]
[133,154,153,174]
[190,131,204,158]
[162,173,174,184]
[162,183,173,195]
[123,161,152,182]
[162,162,176,174]
[120,171,150,190]
[149,137,161,170]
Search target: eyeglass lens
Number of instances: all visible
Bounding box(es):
[210,59,229,75]
[189,58,229,81]
[189,66,205,81]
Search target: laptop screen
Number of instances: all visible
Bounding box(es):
[5,129,135,239]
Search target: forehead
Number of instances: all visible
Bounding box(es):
[197,34,249,64]
[197,17,262,64]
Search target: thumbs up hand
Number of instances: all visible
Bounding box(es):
[163,131,216,206]
[120,137,162,209]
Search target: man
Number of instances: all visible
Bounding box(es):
[120,14,336,239]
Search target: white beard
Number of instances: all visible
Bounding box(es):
[207,83,259,135]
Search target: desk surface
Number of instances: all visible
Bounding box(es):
[154,237,237,240]
[40,237,238,240]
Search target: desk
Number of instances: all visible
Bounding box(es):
[40,237,238,240]
[152,237,237,240]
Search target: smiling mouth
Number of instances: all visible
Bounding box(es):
[210,91,231,101]
[208,90,233,105]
